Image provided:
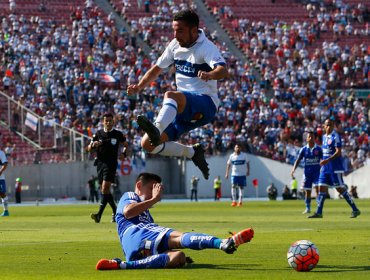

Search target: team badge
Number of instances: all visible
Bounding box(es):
[327,139,332,145]
[111,138,117,145]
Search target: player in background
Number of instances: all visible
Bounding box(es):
[0,146,9,216]
[87,113,130,223]
[96,172,254,270]
[309,119,360,218]
[127,9,228,180]
[225,144,250,207]
[291,131,323,214]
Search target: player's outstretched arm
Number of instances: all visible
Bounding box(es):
[127,65,163,95]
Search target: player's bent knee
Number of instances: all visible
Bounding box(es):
[166,251,186,268]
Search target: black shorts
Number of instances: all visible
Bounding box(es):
[96,161,117,184]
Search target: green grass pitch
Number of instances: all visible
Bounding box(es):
[0,199,369,279]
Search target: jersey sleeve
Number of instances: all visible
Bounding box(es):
[117,192,140,216]
[0,151,8,164]
[297,147,305,160]
[334,132,342,148]
[156,40,175,69]
[203,42,226,68]
[119,131,126,143]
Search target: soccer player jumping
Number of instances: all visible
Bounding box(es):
[127,10,229,180]
[96,172,254,270]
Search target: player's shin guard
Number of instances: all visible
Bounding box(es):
[305,197,311,211]
[180,232,221,250]
[152,142,194,158]
[2,196,9,210]
[341,191,359,211]
[316,192,326,215]
[231,187,237,202]
[126,254,169,269]
[155,98,178,134]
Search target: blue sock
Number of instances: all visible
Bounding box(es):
[341,191,359,211]
[125,254,169,269]
[316,192,326,215]
[305,197,311,210]
[181,232,221,250]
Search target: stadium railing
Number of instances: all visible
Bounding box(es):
[0,90,91,163]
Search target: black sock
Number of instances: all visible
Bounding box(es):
[97,194,109,217]
[107,193,117,215]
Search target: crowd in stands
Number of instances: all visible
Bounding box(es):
[0,0,369,173]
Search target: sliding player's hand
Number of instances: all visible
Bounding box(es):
[152,183,164,202]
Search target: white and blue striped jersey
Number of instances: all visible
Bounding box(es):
[227,152,249,176]
[296,144,322,176]
[0,150,8,180]
[156,29,226,107]
[322,131,344,173]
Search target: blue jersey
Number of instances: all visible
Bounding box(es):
[296,145,322,176]
[322,131,344,173]
[115,192,172,261]
[116,192,154,235]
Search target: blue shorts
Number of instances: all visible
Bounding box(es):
[301,173,319,190]
[164,92,217,141]
[318,172,344,188]
[120,223,173,261]
[0,179,6,193]
[231,176,246,188]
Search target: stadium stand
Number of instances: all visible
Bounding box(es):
[0,0,368,172]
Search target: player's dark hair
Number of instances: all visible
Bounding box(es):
[102,112,114,119]
[136,172,162,185]
[173,9,199,28]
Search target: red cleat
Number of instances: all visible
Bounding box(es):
[232,228,254,247]
[96,259,120,270]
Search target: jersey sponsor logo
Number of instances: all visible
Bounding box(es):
[174,59,212,77]
[231,160,246,165]
[190,235,213,242]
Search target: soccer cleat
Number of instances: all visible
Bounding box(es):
[220,228,254,254]
[137,115,161,146]
[302,209,311,214]
[191,144,209,180]
[231,202,237,207]
[237,202,242,207]
[0,210,9,216]
[91,213,101,223]
[96,258,120,270]
[232,228,254,246]
[350,210,361,218]
[111,214,116,223]
[308,213,323,218]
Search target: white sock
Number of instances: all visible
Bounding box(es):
[2,196,8,210]
[231,188,236,202]
[238,188,243,203]
[155,98,178,134]
[119,262,127,269]
[152,142,194,158]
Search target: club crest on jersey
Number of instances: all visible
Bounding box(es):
[111,138,117,145]
[327,139,332,145]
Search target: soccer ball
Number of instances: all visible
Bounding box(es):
[287,240,320,271]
